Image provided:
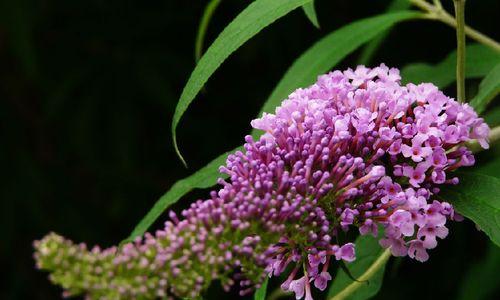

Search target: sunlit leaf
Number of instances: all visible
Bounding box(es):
[469,63,500,114]
[440,172,500,247]
[401,44,500,88]
[172,0,312,166]
[302,1,320,28]
[328,234,390,300]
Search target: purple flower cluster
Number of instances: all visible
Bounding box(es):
[34,65,489,300]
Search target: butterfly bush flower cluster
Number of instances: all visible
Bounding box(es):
[34,64,489,300]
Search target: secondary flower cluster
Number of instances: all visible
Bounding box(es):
[34,64,489,300]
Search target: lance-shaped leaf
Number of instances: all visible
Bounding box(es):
[469,63,500,114]
[172,0,312,166]
[328,234,391,300]
[194,0,223,62]
[123,148,238,243]
[440,172,500,247]
[127,11,420,240]
[302,1,320,28]
[401,44,500,88]
[457,243,500,300]
[256,11,421,122]
[253,277,268,300]
[357,0,411,65]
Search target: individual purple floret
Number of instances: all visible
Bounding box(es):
[33,64,489,300]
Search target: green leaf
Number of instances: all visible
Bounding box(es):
[255,11,421,125]
[357,0,411,65]
[328,234,391,300]
[126,11,420,241]
[172,0,312,166]
[457,243,500,300]
[483,106,500,127]
[302,1,320,28]
[253,277,268,300]
[475,156,500,179]
[469,63,500,114]
[195,0,222,63]
[440,172,500,247]
[123,148,240,242]
[401,44,500,89]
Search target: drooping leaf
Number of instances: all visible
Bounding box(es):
[253,277,268,300]
[401,44,500,88]
[440,172,500,247]
[127,11,420,240]
[457,242,500,300]
[327,234,391,300]
[123,148,239,242]
[469,63,500,114]
[357,0,411,65]
[172,0,312,166]
[475,151,500,179]
[255,11,421,126]
[483,106,500,127]
[302,1,320,28]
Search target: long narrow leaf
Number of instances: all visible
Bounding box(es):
[401,44,500,89]
[328,234,391,300]
[469,63,500,114]
[172,0,312,166]
[302,1,320,28]
[440,172,500,247]
[123,148,239,243]
[195,0,223,62]
[357,0,411,65]
[253,277,268,300]
[457,243,500,300]
[255,11,421,124]
[127,11,420,240]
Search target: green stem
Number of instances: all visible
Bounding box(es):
[410,0,500,52]
[195,0,222,62]
[329,249,391,300]
[453,0,466,102]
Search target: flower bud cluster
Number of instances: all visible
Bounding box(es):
[34,64,488,299]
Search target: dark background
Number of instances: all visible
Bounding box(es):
[1,0,499,299]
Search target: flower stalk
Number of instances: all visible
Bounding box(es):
[410,0,500,52]
[453,0,466,102]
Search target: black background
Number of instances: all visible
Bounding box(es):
[1,0,499,299]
